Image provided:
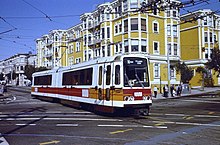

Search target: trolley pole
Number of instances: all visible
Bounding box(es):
[167,46,170,96]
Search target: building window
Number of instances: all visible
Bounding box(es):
[166,10,170,17]
[68,45,74,54]
[94,48,101,58]
[214,34,217,43]
[115,43,122,54]
[153,22,159,33]
[123,0,128,11]
[141,18,146,31]
[153,41,159,54]
[102,46,105,57]
[210,32,213,43]
[68,57,74,66]
[154,63,160,78]
[205,49,208,59]
[167,43,171,55]
[115,25,118,34]
[141,39,147,52]
[107,27,110,38]
[167,25,171,36]
[124,19,128,32]
[76,42,80,52]
[131,18,138,31]
[131,39,139,52]
[75,58,81,64]
[102,28,105,39]
[130,0,138,9]
[173,25,177,37]
[204,32,208,43]
[84,35,87,45]
[107,45,111,56]
[124,40,129,52]
[119,23,122,33]
[203,17,207,25]
[106,13,110,20]
[174,44,178,56]
[20,66,24,71]
[173,10,177,17]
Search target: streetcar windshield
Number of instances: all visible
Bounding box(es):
[124,57,149,87]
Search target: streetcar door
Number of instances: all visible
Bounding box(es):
[105,64,112,102]
[97,63,113,104]
[97,65,104,102]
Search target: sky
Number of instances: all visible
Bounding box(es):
[0,0,219,61]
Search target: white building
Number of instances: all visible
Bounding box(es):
[0,53,36,86]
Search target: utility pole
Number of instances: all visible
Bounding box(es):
[167,43,170,96]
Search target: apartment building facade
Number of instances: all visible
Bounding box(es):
[180,9,220,87]
[36,0,182,91]
[36,30,67,68]
[0,53,36,86]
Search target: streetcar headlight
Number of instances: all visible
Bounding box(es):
[124,96,134,101]
[129,96,134,101]
[143,96,151,100]
[143,96,147,100]
[124,96,129,101]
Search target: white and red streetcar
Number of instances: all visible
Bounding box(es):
[31,54,152,116]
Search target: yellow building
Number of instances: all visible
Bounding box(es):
[36,0,182,92]
[180,9,220,87]
[36,30,67,68]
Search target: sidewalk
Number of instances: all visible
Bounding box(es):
[152,87,220,100]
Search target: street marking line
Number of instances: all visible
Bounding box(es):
[194,115,219,118]
[98,124,168,129]
[39,140,60,145]
[16,124,36,126]
[151,113,220,118]
[110,129,133,135]
[152,121,220,127]
[2,117,122,122]
[182,99,220,104]
[56,124,78,127]
[143,126,168,129]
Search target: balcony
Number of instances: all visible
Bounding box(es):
[44,52,53,58]
[88,22,100,30]
[46,41,53,47]
[68,37,82,43]
[88,39,101,46]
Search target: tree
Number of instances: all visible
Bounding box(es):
[175,61,193,84]
[206,48,220,77]
[196,66,214,87]
[24,65,36,81]
[0,73,4,81]
[24,65,48,81]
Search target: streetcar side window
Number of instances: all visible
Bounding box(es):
[115,65,120,85]
[98,66,102,85]
[34,75,52,86]
[106,65,111,85]
[62,68,93,85]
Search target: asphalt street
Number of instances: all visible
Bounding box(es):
[0,88,220,145]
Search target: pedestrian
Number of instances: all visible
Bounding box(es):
[163,85,168,97]
[177,84,182,96]
[170,84,174,97]
[176,85,179,96]
[153,86,158,98]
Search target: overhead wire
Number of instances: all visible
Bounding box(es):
[21,0,52,21]
[0,38,35,52]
